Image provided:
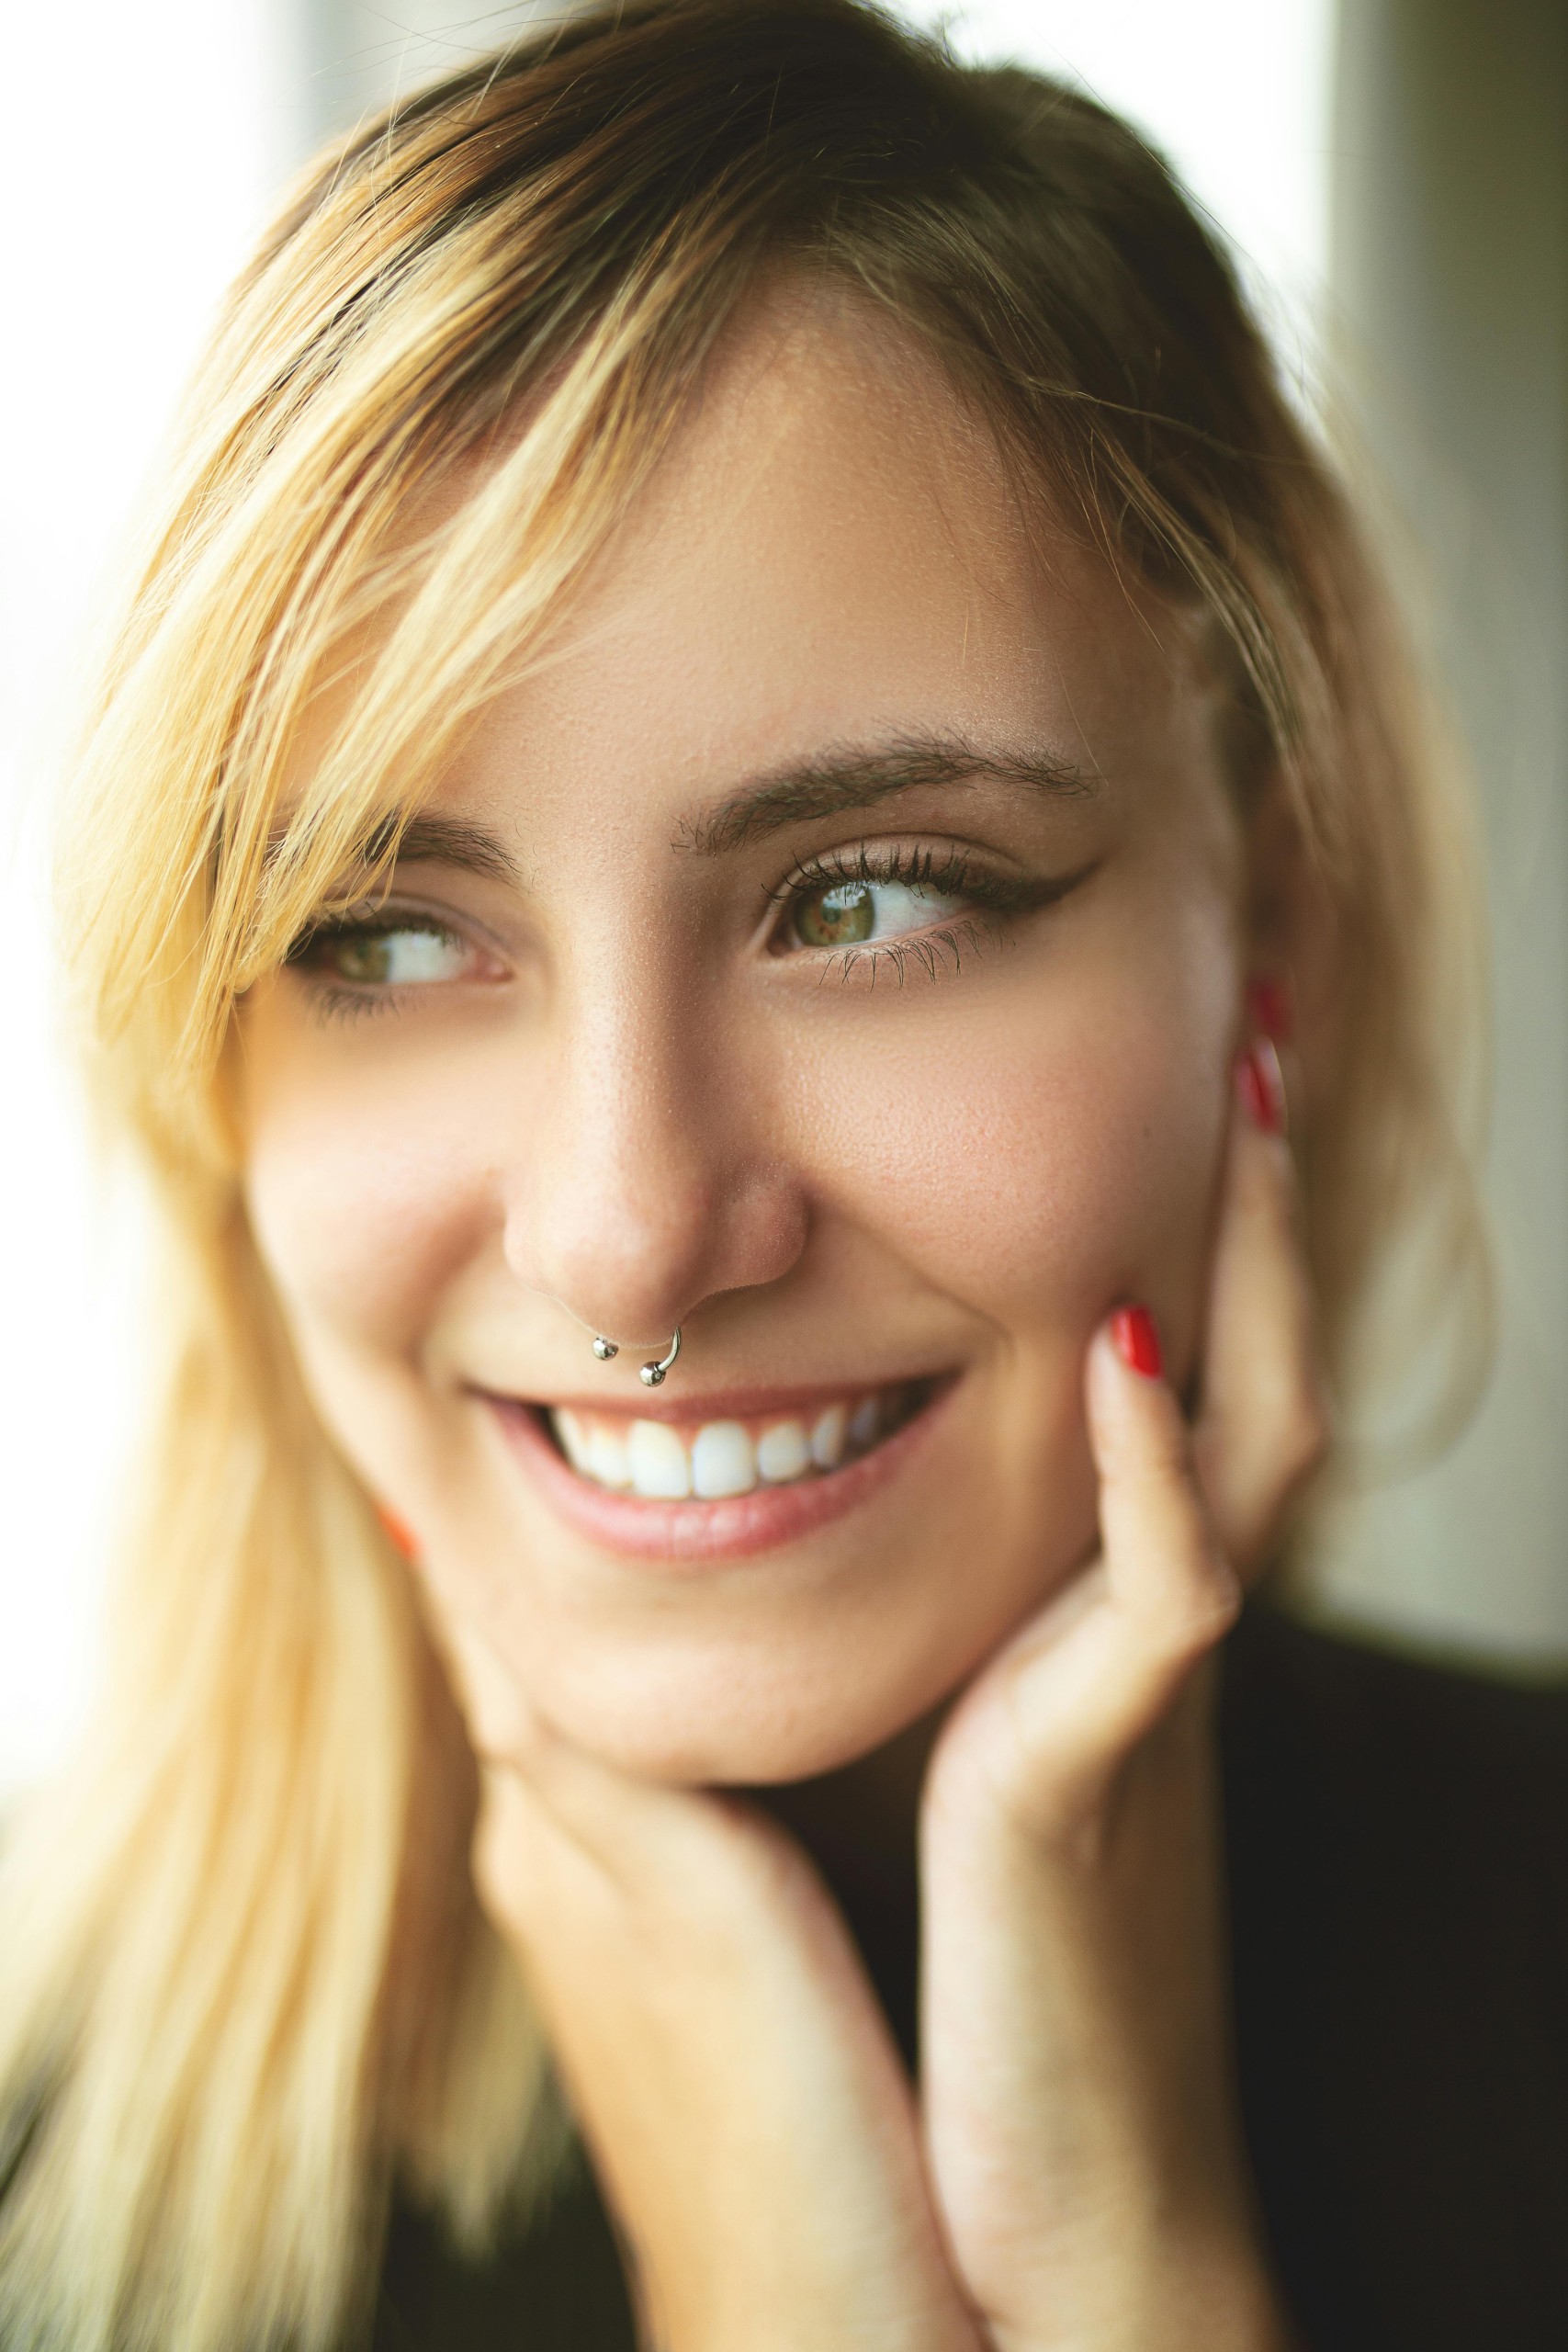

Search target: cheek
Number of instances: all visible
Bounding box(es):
[783,944,1235,1357]
[241,1046,502,1351]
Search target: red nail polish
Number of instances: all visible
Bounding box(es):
[1111,1304,1164,1378]
[376,1504,419,1559]
[1235,1038,1287,1134]
[1247,975,1292,1044]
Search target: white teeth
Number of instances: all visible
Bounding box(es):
[626,1419,691,1499]
[809,1404,847,1470]
[553,1407,592,1475]
[691,1420,756,1498]
[549,1386,915,1498]
[848,1396,880,1450]
[553,1406,630,1487]
[757,1419,811,1483]
[587,1422,632,1489]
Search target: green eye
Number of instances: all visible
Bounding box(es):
[790,875,969,952]
[331,933,393,984]
[794,882,876,947]
[304,921,468,988]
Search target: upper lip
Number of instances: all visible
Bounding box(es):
[470,1371,956,1424]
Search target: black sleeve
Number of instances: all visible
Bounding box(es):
[370,2142,637,2352]
[1220,1601,1568,2352]
[365,1602,1568,2352]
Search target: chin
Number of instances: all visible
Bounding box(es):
[424,1357,1098,1786]
[513,1608,1000,1787]
[540,1692,923,1788]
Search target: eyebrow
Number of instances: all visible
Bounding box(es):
[336,733,1089,887]
[677,732,1093,857]
[365,812,522,885]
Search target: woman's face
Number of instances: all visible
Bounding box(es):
[240,292,1249,1783]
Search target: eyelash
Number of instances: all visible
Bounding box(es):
[767,842,1075,986]
[281,842,1084,1021]
[283,909,469,1025]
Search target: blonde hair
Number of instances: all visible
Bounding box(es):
[0,2,1486,2344]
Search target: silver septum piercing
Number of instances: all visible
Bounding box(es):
[592,1328,682,1387]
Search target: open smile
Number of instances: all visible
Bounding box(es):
[482,1373,957,1563]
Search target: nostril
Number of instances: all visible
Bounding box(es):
[502,1105,811,1354]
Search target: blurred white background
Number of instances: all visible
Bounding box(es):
[2,0,1562,1792]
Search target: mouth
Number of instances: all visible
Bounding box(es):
[548,1376,936,1497]
[481,1372,957,1565]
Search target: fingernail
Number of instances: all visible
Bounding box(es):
[1111,1304,1164,1378]
[1247,975,1292,1044]
[1235,1038,1287,1135]
[377,1503,419,1559]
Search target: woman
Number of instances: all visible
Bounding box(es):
[2,1,1546,2346]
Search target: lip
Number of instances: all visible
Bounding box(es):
[499,1378,923,1425]
[482,1374,960,1566]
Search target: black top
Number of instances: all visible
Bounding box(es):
[369,1603,1568,2351]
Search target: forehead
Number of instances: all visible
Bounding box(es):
[433,285,1211,839]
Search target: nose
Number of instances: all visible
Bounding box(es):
[502,982,809,1350]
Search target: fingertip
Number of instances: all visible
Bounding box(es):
[1200,1045,1325,1567]
[1226,989,1298,1262]
[1247,973,1293,1046]
[1109,1302,1164,1378]
[1088,1304,1167,1430]
[1087,1304,1183,1485]
[1235,1037,1288,1136]
[1222,1069,1300,1232]
[376,1501,420,1559]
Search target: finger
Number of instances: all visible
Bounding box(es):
[1084,1308,1241,1726]
[441,1614,763,1945]
[957,1312,1237,1839]
[1193,1051,1330,1571]
[445,1614,735,1876]
[476,1712,767,1917]
[468,1702,821,1997]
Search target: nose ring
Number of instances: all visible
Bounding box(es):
[591,1327,682,1387]
[639,1329,682,1387]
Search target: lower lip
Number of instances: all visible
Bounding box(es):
[484,1381,957,1566]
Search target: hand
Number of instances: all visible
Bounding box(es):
[919,1067,1325,2350]
[465,1637,982,2352]
[461,1048,1323,2352]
